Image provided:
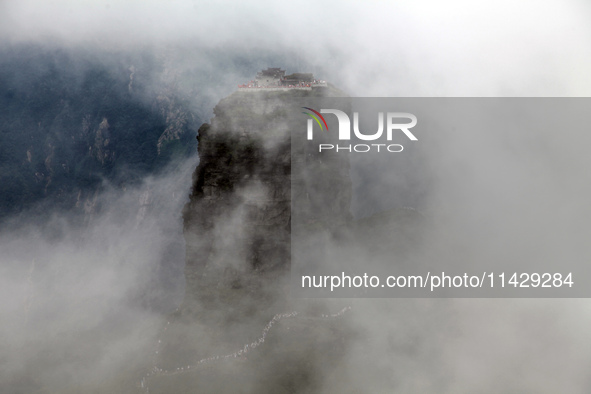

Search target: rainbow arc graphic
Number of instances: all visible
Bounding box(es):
[301,107,328,131]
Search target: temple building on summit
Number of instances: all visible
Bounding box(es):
[255,67,286,86]
[238,68,327,90]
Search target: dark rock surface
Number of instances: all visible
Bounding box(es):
[181,87,351,314]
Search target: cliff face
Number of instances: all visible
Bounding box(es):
[182,95,291,316]
[181,88,351,314]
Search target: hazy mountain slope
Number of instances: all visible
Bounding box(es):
[0,45,198,221]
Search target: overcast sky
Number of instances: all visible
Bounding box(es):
[2,0,590,96]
